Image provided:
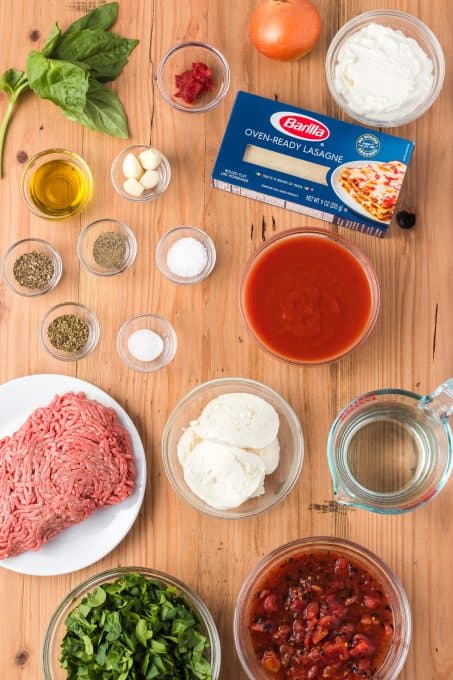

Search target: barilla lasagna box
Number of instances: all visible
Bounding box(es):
[212,91,414,237]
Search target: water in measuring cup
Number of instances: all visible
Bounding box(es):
[345,403,438,495]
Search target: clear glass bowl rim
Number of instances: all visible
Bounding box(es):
[156,41,231,113]
[2,237,63,297]
[325,9,446,127]
[239,227,380,366]
[161,376,304,519]
[77,218,137,276]
[110,144,171,202]
[40,301,100,361]
[327,387,453,514]
[156,225,217,285]
[234,535,412,680]
[20,148,93,219]
[42,565,221,680]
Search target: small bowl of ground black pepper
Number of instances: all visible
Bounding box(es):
[77,218,137,276]
[40,302,100,361]
[2,238,62,297]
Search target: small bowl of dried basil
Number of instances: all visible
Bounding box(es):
[77,218,137,276]
[2,237,62,297]
[40,302,100,361]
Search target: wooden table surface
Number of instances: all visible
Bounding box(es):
[0,1,451,678]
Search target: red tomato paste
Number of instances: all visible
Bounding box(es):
[249,551,393,679]
[242,234,373,363]
[174,62,214,104]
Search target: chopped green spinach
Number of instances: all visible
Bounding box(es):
[60,573,212,679]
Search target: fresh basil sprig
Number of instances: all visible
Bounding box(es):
[0,2,138,177]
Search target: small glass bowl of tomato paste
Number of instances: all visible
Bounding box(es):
[234,537,411,680]
[239,228,380,365]
[157,42,230,113]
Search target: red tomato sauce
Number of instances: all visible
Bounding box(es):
[242,235,373,363]
[249,551,393,679]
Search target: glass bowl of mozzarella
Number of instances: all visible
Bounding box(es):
[162,377,304,519]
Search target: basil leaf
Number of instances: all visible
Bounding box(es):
[62,1,119,37]
[67,78,128,138]
[41,22,62,57]
[0,68,26,97]
[26,51,88,114]
[54,28,139,82]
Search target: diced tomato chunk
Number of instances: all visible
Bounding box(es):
[308,665,320,679]
[304,601,319,620]
[334,557,351,579]
[263,593,278,614]
[262,650,281,673]
[363,593,382,610]
[349,633,375,658]
[312,626,329,644]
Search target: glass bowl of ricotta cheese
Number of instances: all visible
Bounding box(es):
[326,10,445,127]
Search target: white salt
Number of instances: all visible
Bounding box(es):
[127,329,164,362]
[166,237,208,278]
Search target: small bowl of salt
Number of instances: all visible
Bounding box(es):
[156,226,216,285]
[117,314,177,372]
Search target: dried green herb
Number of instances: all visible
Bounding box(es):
[13,250,54,289]
[92,231,127,269]
[47,314,89,352]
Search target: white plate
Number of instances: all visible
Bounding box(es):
[330,160,389,225]
[0,374,146,576]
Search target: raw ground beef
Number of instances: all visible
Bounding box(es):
[0,392,136,559]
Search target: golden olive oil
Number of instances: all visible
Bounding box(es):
[29,159,90,218]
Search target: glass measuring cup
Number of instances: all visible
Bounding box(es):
[327,380,453,514]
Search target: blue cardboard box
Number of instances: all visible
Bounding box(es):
[212,91,414,237]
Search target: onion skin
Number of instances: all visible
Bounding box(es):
[249,0,322,62]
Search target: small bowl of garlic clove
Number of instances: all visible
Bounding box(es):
[111,144,171,202]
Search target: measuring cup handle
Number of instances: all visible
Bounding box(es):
[425,379,453,420]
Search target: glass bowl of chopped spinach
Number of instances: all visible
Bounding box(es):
[43,567,221,680]
[77,218,137,276]
[2,237,62,297]
[40,301,100,361]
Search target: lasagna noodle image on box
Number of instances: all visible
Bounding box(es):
[212,91,414,237]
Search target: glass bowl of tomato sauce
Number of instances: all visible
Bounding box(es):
[239,228,380,365]
[234,537,411,680]
[157,42,230,113]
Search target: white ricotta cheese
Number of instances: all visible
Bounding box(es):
[334,23,434,122]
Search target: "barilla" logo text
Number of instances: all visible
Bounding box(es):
[270,111,330,141]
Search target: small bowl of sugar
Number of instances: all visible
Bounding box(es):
[156,226,216,285]
[117,314,177,372]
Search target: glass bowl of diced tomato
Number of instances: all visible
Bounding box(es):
[157,41,230,113]
[234,536,411,680]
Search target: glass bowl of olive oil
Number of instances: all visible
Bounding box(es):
[41,302,100,361]
[21,149,93,220]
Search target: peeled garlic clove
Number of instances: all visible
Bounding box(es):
[140,169,160,190]
[123,178,145,197]
[122,152,143,179]
[138,148,161,170]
